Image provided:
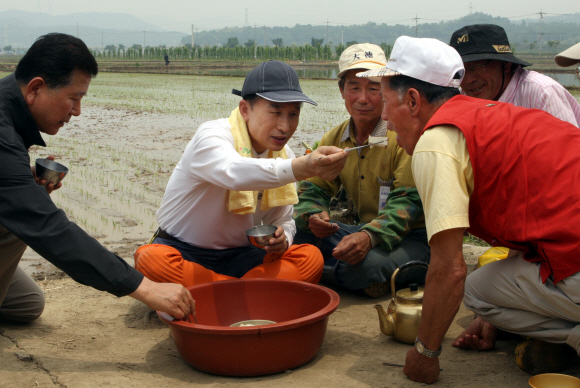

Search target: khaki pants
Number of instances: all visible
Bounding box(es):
[0,223,44,323]
[464,253,580,354]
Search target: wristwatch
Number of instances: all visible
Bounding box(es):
[414,337,442,357]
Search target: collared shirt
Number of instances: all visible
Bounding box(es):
[156,118,297,250]
[498,66,580,127]
[339,118,388,146]
[0,73,143,297]
[294,118,424,252]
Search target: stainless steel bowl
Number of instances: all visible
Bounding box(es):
[35,158,69,185]
[246,225,277,248]
[230,320,277,327]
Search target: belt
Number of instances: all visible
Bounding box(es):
[150,228,181,244]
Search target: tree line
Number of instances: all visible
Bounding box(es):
[91,41,392,62]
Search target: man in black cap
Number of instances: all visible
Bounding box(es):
[450,24,580,126]
[133,60,349,288]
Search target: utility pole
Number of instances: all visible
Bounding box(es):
[143,30,146,57]
[538,10,545,56]
[194,27,198,58]
[326,19,329,46]
[245,8,248,27]
[341,26,344,46]
[254,23,258,59]
[191,24,194,55]
[264,25,266,48]
[413,15,419,37]
[469,2,473,15]
[101,30,104,50]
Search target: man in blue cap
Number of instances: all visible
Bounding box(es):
[134,60,349,288]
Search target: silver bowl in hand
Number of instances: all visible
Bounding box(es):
[35,158,69,186]
[246,225,277,248]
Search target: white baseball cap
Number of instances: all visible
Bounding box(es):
[337,43,387,79]
[357,36,465,88]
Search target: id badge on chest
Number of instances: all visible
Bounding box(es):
[378,177,394,210]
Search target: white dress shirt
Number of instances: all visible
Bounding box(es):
[156,118,297,250]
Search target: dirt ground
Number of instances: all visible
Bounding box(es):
[2,107,580,387]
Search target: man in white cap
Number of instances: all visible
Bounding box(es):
[555,42,580,77]
[293,44,429,298]
[359,36,580,383]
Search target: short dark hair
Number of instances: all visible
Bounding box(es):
[243,94,261,108]
[15,33,98,89]
[388,75,460,104]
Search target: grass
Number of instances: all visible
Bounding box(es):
[463,234,491,247]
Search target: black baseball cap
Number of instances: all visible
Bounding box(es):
[232,60,317,106]
[450,24,531,67]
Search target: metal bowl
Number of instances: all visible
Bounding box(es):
[230,319,277,327]
[246,225,277,248]
[35,158,69,185]
[157,278,340,376]
[529,373,580,388]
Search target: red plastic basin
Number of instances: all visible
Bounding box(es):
[157,278,340,376]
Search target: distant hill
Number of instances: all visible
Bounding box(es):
[1,10,579,53]
[183,12,580,53]
[0,10,186,48]
[0,10,160,31]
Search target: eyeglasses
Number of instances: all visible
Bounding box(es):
[464,60,493,76]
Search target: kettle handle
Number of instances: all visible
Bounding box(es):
[391,260,429,303]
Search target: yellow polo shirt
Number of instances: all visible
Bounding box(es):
[411,125,474,242]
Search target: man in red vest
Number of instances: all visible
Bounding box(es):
[358,35,580,384]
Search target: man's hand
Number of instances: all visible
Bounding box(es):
[332,231,372,265]
[129,277,195,320]
[291,146,348,181]
[308,211,340,238]
[264,225,288,253]
[32,155,63,194]
[403,347,440,384]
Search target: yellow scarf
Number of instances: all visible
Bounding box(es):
[227,107,298,215]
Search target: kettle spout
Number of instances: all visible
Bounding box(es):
[374,304,395,337]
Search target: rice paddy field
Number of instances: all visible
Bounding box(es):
[4,70,578,263]
[1,71,350,273]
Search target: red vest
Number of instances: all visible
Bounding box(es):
[424,95,580,284]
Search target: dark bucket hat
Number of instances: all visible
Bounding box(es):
[232,60,317,105]
[450,24,531,67]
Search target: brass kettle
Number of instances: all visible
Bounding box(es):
[374,261,428,344]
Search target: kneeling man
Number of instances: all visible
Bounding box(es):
[135,60,348,287]
[360,36,580,383]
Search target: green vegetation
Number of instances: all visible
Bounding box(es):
[463,234,491,247]
[91,42,392,62]
[79,72,349,135]
[181,12,580,55]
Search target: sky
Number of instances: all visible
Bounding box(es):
[3,0,579,33]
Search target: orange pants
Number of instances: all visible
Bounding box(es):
[134,244,323,288]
